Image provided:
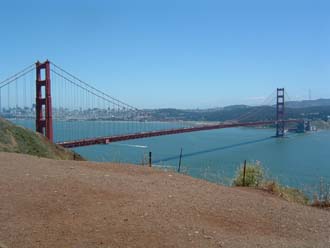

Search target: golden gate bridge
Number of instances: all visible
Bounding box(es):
[0,60,303,148]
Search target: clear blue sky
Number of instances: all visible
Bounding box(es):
[0,0,329,108]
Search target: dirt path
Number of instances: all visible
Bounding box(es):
[0,152,329,248]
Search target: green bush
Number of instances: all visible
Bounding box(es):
[233,162,264,187]
[232,162,309,205]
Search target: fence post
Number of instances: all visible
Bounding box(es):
[177,148,183,173]
[149,151,152,167]
[243,160,247,186]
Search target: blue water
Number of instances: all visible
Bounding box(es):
[13,119,330,195]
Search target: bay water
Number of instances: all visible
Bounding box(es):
[13,119,330,196]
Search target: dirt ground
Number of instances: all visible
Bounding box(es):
[0,152,329,248]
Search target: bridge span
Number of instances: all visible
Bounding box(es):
[0,60,304,148]
[57,120,302,148]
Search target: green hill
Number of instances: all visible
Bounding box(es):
[0,118,83,160]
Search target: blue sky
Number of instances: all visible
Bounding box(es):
[0,0,329,108]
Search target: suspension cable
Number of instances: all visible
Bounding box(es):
[0,63,35,86]
[50,62,139,111]
[51,69,125,109]
[0,67,35,89]
[237,90,277,122]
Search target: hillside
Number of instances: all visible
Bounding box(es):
[146,104,330,123]
[0,152,329,248]
[286,98,330,108]
[0,117,83,160]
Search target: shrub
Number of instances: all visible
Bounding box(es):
[233,162,309,205]
[233,162,264,187]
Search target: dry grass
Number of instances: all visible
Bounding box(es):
[311,178,330,209]
[0,118,83,160]
[262,181,309,205]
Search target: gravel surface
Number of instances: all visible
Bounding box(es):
[0,152,329,248]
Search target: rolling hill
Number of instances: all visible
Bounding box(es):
[0,117,83,160]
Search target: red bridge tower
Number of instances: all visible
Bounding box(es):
[276,88,285,137]
[35,60,53,141]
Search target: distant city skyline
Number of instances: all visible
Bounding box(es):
[0,0,329,109]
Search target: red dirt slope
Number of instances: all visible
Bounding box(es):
[0,152,329,248]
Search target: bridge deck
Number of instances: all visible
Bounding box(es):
[57,120,301,148]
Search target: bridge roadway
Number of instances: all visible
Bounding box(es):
[57,119,302,148]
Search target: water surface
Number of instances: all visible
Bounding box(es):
[13,119,330,195]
